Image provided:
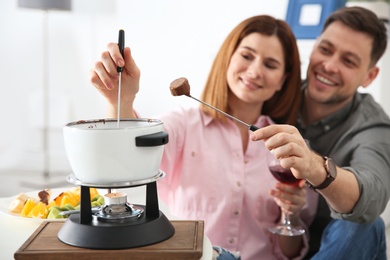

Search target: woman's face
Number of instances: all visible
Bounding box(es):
[227,33,286,106]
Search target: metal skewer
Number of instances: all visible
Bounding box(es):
[170,77,259,131]
[188,95,259,131]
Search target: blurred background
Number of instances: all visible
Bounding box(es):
[0,0,389,191]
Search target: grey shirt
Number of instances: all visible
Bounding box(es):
[298,92,390,223]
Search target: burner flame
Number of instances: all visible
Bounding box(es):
[92,192,144,223]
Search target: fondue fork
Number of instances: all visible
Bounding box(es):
[170,77,259,131]
[58,206,101,216]
[189,95,259,131]
[117,29,125,128]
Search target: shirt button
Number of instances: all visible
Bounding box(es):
[234,210,239,216]
[236,181,241,187]
[229,238,235,244]
[244,159,249,164]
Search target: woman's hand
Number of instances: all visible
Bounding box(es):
[271,179,307,258]
[270,180,306,223]
[89,43,140,117]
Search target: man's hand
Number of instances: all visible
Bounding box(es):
[251,124,320,181]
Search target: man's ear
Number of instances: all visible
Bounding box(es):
[361,66,379,88]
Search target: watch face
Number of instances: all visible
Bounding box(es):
[327,157,337,179]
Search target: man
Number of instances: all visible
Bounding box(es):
[251,6,389,259]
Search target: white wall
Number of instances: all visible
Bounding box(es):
[0,0,388,174]
[0,0,288,173]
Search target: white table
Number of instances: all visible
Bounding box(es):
[0,213,42,259]
[0,187,213,260]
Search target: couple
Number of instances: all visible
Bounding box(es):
[90,6,390,260]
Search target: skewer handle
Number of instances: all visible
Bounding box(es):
[117,29,125,73]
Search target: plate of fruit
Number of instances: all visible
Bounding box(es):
[0,187,104,221]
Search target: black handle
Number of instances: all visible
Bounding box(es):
[117,29,125,73]
[135,131,169,147]
[249,125,259,131]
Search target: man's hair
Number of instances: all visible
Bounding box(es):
[323,6,388,66]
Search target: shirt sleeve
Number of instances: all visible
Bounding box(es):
[153,107,189,202]
[329,130,390,223]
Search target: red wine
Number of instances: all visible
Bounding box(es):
[269,165,300,186]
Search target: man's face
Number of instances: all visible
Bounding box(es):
[306,21,378,108]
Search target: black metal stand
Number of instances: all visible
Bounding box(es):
[58,181,175,249]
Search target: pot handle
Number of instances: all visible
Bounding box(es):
[135,131,169,147]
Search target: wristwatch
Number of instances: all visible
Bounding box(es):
[307,156,337,191]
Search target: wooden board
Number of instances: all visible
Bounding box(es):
[14,220,204,260]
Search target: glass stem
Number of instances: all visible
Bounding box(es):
[282,209,292,227]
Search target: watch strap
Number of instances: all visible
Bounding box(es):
[307,156,336,191]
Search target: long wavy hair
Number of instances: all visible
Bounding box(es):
[200,15,301,125]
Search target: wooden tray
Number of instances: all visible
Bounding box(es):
[14,220,204,260]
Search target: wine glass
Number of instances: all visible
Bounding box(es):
[267,151,305,236]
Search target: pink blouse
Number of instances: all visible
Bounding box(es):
[156,107,318,260]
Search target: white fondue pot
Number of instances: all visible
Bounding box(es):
[63,118,168,184]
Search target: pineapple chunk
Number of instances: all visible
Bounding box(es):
[89,188,99,200]
[28,202,48,219]
[46,200,57,210]
[21,199,37,217]
[60,195,78,207]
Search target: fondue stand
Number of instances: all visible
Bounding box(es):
[55,119,178,249]
[4,186,212,259]
[18,118,207,259]
[58,172,175,249]
[7,119,211,259]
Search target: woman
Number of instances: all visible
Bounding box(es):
[91,15,317,259]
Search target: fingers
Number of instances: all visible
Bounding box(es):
[123,47,140,79]
[251,125,303,155]
[107,42,125,68]
[89,48,119,91]
[272,196,304,215]
[252,125,309,176]
[270,183,306,215]
[297,179,306,188]
[90,44,139,91]
[107,43,137,76]
[250,124,296,141]
[90,60,117,91]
